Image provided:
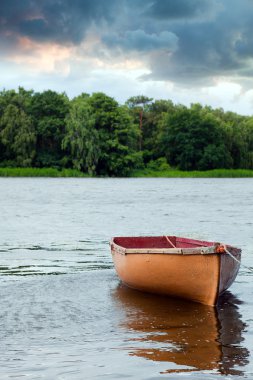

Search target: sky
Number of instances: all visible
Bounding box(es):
[1,0,253,114]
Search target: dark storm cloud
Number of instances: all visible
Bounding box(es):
[142,0,253,86]
[20,0,121,43]
[110,0,253,87]
[144,0,219,20]
[0,0,119,44]
[103,30,178,53]
[1,0,253,88]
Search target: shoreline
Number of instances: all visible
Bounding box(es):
[1,167,253,178]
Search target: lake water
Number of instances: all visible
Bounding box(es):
[0,178,252,379]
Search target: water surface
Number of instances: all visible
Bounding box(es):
[0,178,252,379]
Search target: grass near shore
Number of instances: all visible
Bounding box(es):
[0,167,88,177]
[130,168,253,178]
[1,167,253,178]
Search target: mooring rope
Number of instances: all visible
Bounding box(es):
[223,245,253,274]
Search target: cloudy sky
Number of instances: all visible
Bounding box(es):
[1,0,253,114]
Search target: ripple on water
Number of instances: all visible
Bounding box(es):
[0,178,253,379]
[0,240,113,276]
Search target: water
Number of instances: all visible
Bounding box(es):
[0,178,252,379]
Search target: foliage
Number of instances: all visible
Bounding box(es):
[62,96,100,175]
[0,89,36,166]
[125,95,153,109]
[146,157,171,171]
[157,104,233,170]
[1,87,253,175]
[63,93,142,176]
[30,90,69,167]
[142,99,175,162]
[126,95,153,151]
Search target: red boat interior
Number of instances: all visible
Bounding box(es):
[113,236,214,249]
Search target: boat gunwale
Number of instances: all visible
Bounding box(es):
[111,240,228,256]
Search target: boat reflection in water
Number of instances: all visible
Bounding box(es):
[113,285,249,375]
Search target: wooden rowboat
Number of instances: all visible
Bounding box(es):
[110,236,241,306]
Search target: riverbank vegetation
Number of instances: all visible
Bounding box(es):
[1,167,253,178]
[0,167,87,177]
[1,87,253,177]
[131,168,253,178]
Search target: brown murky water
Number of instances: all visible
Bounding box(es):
[0,178,252,379]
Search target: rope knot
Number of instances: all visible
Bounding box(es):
[215,244,226,254]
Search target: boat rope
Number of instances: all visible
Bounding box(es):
[222,244,253,274]
[165,236,176,248]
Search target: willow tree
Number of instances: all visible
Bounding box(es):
[62,97,100,175]
[63,92,142,176]
[0,104,36,166]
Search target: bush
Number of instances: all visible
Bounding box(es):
[146,157,171,171]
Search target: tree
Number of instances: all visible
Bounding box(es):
[0,87,33,118]
[63,93,142,176]
[30,90,70,167]
[62,97,100,175]
[126,95,153,150]
[100,104,143,176]
[236,118,253,169]
[3,86,253,173]
[142,99,175,163]
[0,104,36,166]
[213,110,249,169]
[89,93,142,176]
[158,104,232,170]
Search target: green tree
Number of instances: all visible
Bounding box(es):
[0,87,33,118]
[237,118,253,169]
[158,104,232,170]
[214,110,249,169]
[62,97,100,175]
[100,104,143,176]
[126,95,153,151]
[90,93,142,176]
[63,93,142,176]
[142,99,175,163]
[0,104,36,166]
[30,90,69,167]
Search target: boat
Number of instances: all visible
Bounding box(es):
[110,236,241,306]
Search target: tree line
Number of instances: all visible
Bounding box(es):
[0,87,253,176]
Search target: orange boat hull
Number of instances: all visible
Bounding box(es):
[111,236,241,306]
